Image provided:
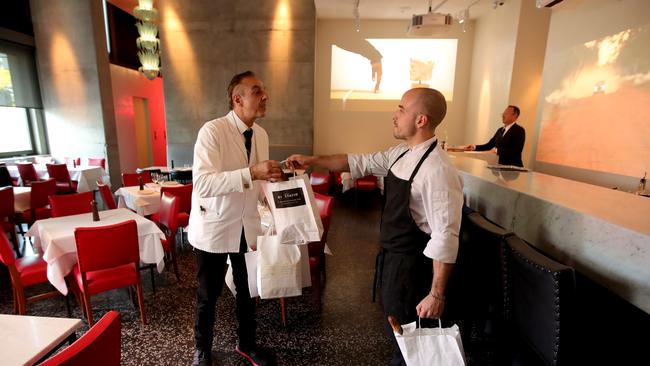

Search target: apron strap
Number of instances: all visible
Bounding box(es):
[408,139,438,182]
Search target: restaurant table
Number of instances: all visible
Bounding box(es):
[13,186,31,213]
[7,164,109,192]
[26,208,165,295]
[0,314,82,366]
[139,165,192,174]
[114,182,182,216]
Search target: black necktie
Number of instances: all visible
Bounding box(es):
[496,127,505,146]
[243,129,253,161]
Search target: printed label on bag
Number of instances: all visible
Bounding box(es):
[272,188,306,208]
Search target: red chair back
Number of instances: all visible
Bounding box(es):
[65,157,81,167]
[17,163,39,186]
[310,172,331,195]
[160,183,193,214]
[158,193,180,235]
[49,191,94,217]
[121,172,152,187]
[355,175,377,190]
[40,311,122,366]
[0,186,14,222]
[0,230,16,266]
[97,182,117,210]
[30,178,57,209]
[75,220,139,273]
[309,193,334,258]
[46,163,73,184]
[87,158,106,169]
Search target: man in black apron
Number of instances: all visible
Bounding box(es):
[287,88,464,365]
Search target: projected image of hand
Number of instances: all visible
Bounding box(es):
[371,60,382,93]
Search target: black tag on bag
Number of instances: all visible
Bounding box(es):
[273,188,306,208]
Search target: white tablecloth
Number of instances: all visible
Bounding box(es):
[12,187,31,213]
[7,164,109,192]
[25,208,165,295]
[114,182,182,216]
[140,166,192,174]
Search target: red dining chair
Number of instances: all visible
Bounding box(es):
[16,162,40,186]
[46,163,78,194]
[15,178,56,229]
[73,220,147,326]
[310,171,331,195]
[0,186,21,256]
[279,193,334,325]
[121,172,152,187]
[97,182,117,210]
[158,193,180,281]
[354,175,377,206]
[49,191,94,218]
[40,310,121,366]
[156,183,192,245]
[87,158,106,169]
[65,157,81,167]
[0,231,63,315]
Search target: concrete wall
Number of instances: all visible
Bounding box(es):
[158,0,315,164]
[110,64,167,174]
[30,0,121,185]
[314,19,475,155]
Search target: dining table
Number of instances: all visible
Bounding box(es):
[114,181,183,216]
[12,186,31,213]
[0,314,82,366]
[26,208,165,295]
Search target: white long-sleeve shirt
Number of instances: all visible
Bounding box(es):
[348,137,464,263]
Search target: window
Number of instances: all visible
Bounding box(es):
[0,40,48,158]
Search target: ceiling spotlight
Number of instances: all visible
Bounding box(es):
[458,8,469,24]
[492,0,505,9]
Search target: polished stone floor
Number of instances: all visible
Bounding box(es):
[0,194,496,365]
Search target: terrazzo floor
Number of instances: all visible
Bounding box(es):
[0,194,497,365]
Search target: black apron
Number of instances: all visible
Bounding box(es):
[373,141,438,365]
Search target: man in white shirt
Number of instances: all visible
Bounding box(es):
[287,88,464,365]
[189,71,281,366]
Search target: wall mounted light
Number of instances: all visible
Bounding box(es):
[134,0,160,80]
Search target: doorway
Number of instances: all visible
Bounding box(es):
[133,97,153,168]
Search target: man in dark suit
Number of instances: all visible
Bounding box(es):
[463,105,525,167]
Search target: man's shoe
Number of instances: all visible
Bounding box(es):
[234,345,276,366]
[192,349,212,366]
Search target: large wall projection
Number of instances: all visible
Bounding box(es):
[535,24,650,178]
[330,38,458,101]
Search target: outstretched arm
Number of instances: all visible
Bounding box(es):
[286,154,350,172]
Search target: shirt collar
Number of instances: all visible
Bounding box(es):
[409,136,438,153]
[230,110,252,134]
[503,122,516,133]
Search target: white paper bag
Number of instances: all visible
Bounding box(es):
[225,251,259,298]
[257,232,302,299]
[261,174,324,244]
[394,319,466,366]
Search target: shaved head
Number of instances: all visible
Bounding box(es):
[406,88,447,131]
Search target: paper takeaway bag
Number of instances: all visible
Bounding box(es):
[261,174,323,244]
[394,319,466,366]
[257,230,302,299]
[225,251,259,298]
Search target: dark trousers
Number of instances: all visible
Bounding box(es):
[194,231,256,352]
[380,252,434,366]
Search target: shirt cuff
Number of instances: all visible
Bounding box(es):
[422,236,458,264]
[240,167,253,190]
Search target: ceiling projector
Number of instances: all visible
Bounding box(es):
[407,12,452,36]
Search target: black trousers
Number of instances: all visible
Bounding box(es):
[194,230,256,352]
[380,251,434,366]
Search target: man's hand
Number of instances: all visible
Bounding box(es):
[250,160,282,182]
[285,154,316,170]
[371,60,382,93]
[416,293,445,319]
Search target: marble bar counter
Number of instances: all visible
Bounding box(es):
[451,156,650,314]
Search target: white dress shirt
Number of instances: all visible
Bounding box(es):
[188,110,269,253]
[348,137,464,263]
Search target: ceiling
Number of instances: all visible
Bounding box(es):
[110,0,494,20]
[314,0,493,20]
